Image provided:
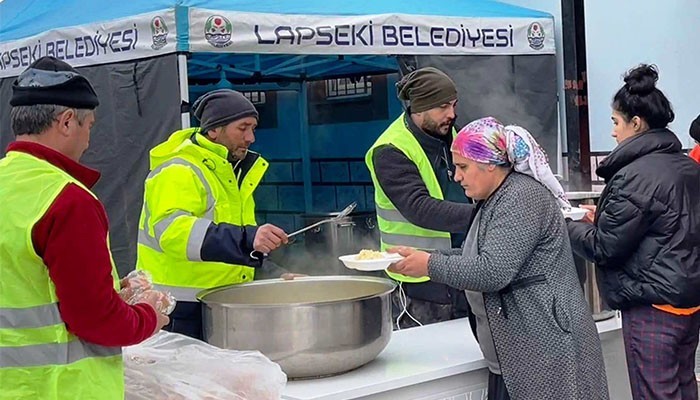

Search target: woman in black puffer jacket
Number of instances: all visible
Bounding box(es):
[568,64,700,400]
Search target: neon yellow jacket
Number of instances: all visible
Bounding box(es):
[136,128,268,301]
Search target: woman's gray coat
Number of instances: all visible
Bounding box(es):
[428,173,609,400]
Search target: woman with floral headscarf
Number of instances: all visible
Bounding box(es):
[388,117,609,400]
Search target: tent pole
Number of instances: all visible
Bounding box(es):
[178,53,191,129]
[556,105,563,177]
[298,82,313,213]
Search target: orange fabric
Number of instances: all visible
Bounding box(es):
[689,145,700,163]
[650,146,700,316]
[653,304,700,316]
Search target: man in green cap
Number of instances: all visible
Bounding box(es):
[365,67,475,329]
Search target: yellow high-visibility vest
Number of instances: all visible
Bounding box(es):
[365,114,453,283]
[0,151,123,400]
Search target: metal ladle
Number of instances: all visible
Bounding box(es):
[251,201,358,259]
[287,201,358,239]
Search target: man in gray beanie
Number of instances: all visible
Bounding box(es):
[365,67,476,330]
[136,88,294,339]
[190,89,260,160]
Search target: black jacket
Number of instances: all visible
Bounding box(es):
[568,129,700,309]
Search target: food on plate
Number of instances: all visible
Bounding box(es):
[356,249,384,260]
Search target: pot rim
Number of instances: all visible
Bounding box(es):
[196,275,396,308]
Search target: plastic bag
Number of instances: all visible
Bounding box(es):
[119,270,176,315]
[129,290,176,315]
[119,270,154,304]
[124,331,287,400]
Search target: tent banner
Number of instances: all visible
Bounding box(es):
[0,10,177,78]
[189,9,555,55]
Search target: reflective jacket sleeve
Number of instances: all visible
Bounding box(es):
[567,178,653,266]
[144,164,260,266]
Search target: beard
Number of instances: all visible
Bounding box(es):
[228,147,249,162]
[421,117,454,136]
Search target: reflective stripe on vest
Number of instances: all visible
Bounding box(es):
[0,303,62,328]
[376,207,452,248]
[380,232,452,250]
[375,206,409,223]
[0,336,121,368]
[138,158,216,261]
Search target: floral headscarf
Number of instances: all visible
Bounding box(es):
[452,117,571,209]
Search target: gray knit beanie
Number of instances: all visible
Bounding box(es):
[192,89,258,133]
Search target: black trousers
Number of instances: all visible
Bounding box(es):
[164,301,203,340]
[488,372,511,400]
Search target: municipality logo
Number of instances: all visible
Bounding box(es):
[205,15,232,48]
[527,22,545,50]
[150,16,168,50]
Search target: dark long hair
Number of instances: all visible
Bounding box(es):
[612,64,674,129]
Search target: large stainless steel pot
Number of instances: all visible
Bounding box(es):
[197,276,396,379]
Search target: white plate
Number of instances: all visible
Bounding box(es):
[338,252,404,271]
[563,207,589,221]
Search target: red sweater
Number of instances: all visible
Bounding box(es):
[7,141,156,347]
[690,145,700,163]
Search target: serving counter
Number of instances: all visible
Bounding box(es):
[283,315,630,400]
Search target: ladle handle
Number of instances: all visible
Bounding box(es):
[251,219,333,260]
[288,219,333,238]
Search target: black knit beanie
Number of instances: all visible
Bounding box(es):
[10,56,99,109]
[192,89,259,133]
[690,114,700,143]
[396,67,457,113]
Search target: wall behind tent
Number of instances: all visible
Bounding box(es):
[0,55,182,277]
[501,0,567,157]
[231,73,403,233]
[228,52,558,234]
[399,55,559,162]
[584,0,700,152]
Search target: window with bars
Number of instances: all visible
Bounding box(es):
[307,74,389,125]
[243,91,267,105]
[325,76,373,99]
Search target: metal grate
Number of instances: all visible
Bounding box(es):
[325,76,373,99]
[243,91,266,105]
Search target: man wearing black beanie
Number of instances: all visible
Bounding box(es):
[365,67,476,330]
[136,88,293,339]
[1,56,170,399]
